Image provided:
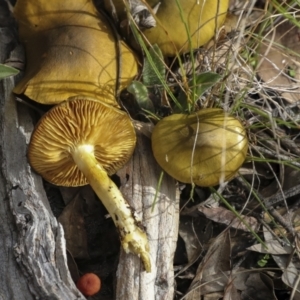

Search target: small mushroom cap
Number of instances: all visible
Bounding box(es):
[152,109,248,187]
[142,0,229,56]
[28,98,136,186]
[104,0,229,56]
[76,273,101,297]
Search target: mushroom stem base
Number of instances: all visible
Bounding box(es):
[72,146,151,272]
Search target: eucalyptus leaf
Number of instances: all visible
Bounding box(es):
[0,64,19,79]
[177,72,222,112]
[192,72,222,99]
[127,80,154,112]
[142,44,165,87]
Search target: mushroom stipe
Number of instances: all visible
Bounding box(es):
[28,97,151,272]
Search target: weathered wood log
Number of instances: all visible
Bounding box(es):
[0,2,85,299]
[116,126,179,300]
[1,2,179,299]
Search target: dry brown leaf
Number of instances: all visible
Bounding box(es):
[66,250,80,283]
[248,240,293,255]
[59,186,82,206]
[13,0,138,105]
[179,216,213,263]
[240,273,277,300]
[223,275,241,300]
[257,21,300,104]
[58,192,89,259]
[185,230,231,299]
[263,224,300,295]
[192,272,230,296]
[184,232,266,299]
[198,205,259,232]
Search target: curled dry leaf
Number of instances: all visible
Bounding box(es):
[240,273,277,300]
[263,224,300,295]
[185,231,231,299]
[179,216,213,263]
[247,240,293,255]
[223,274,241,300]
[197,205,259,232]
[58,192,89,260]
[66,251,81,284]
[257,20,300,104]
[13,0,138,105]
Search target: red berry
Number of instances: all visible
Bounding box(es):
[76,273,101,297]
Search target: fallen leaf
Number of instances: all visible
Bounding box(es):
[0,63,19,79]
[58,192,89,259]
[240,273,277,300]
[179,216,213,263]
[224,275,241,300]
[197,206,259,232]
[248,240,293,255]
[185,230,231,299]
[263,223,300,295]
[257,20,300,104]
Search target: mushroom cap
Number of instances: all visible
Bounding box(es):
[28,98,136,186]
[76,273,101,297]
[13,0,138,106]
[151,109,248,187]
[104,0,229,56]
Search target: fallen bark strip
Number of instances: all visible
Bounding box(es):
[116,128,179,300]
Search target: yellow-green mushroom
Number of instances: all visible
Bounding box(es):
[13,0,138,106]
[151,109,248,186]
[104,0,229,56]
[28,98,151,272]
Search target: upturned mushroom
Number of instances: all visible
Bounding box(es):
[28,97,151,272]
[104,0,229,56]
[13,0,138,106]
[151,109,248,187]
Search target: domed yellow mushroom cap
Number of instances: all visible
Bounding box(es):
[143,0,229,56]
[152,109,248,187]
[28,98,151,272]
[13,0,138,106]
[104,0,229,56]
[28,98,136,186]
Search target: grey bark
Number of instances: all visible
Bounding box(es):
[1,2,179,299]
[0,2,85,299]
